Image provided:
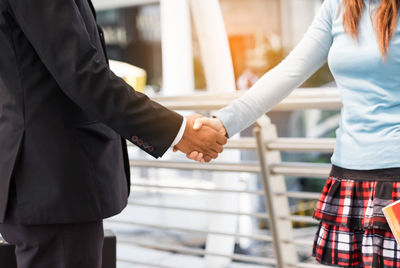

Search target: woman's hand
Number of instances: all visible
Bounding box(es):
[193,117,226,136]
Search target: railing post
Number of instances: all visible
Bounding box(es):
[254,116,298,267]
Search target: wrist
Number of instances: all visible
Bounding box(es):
[171,117,187,147]
[212,116,228,138]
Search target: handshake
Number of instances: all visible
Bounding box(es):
[174,114,227,162]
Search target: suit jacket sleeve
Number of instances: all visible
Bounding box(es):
[7,0,183,158]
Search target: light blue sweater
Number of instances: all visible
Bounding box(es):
[214,0,400,170]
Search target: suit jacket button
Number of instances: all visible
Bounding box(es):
[137,139,144,146]
[143,143,149,149]
[132,136,139,142]
[148,146,154,152]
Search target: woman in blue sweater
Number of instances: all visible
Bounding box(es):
[186,0,400,266]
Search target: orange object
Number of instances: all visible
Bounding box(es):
[383,200,400,245]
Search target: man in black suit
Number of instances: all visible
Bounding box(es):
[0,0,227,267]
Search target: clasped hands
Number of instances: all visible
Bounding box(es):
[174,114,227,162]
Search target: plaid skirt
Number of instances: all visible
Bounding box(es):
[312,166,400,267]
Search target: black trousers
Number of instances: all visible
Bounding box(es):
[0,189,104,268]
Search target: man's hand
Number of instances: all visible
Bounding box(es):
[174,114,227,162]
[186,117,227,162]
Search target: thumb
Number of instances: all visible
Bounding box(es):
[193,118,205,130]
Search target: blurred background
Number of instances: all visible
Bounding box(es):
[92,0,338,267]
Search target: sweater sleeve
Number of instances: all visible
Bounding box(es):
[214,0,338,137]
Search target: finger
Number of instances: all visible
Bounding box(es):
[202,143,220,156]
[215,144,223,154]
[207,151,218,159]
[193,118,206,130]
[205,137,224,154]
[195,153,204,162]
[194,118,222,132]
[216,134,228,145]
[186,153,194,160]
[203,156,212,163]
[173,146,178,152]
[187,151,199,160]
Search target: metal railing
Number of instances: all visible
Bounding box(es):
[106,88,340,267]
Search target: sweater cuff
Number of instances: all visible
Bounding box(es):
[213,109,236,138]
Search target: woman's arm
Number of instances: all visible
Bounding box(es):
[213,0,337,137]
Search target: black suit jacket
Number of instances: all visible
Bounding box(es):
[0,0,183,224]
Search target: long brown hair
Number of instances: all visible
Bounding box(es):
[342,0,400,58]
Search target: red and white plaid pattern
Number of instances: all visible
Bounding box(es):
[313,177,400,230]
[312,176,400,266]
[313,222,400,267]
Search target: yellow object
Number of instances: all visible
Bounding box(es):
[109,60,147,93]
[383,200,400,245]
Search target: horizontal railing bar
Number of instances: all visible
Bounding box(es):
[149,99,339,111]
[130,160,261,173]
[131,161,330,177]
[132,185,319,200]
[128,201,269,219]
[118,238,276,265]
[285,215,319,224]
[266,138,335,153]
[271,163,331,178]
[292,239,314,247]
[128,138,257,150]
[224,138,257,150]
[108,220,273,242]
[118,259,172,268]
[94,0,159,11]
[132,183,265,195]
[277,191,320,200]
[296,262,331,268]
[152,92,244,102]
[274,98,341,111]
[129,137,334,152]
[125,203,317,224]
[119,239,316,266]
[153,88,339,102]
[152,88,341,111]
